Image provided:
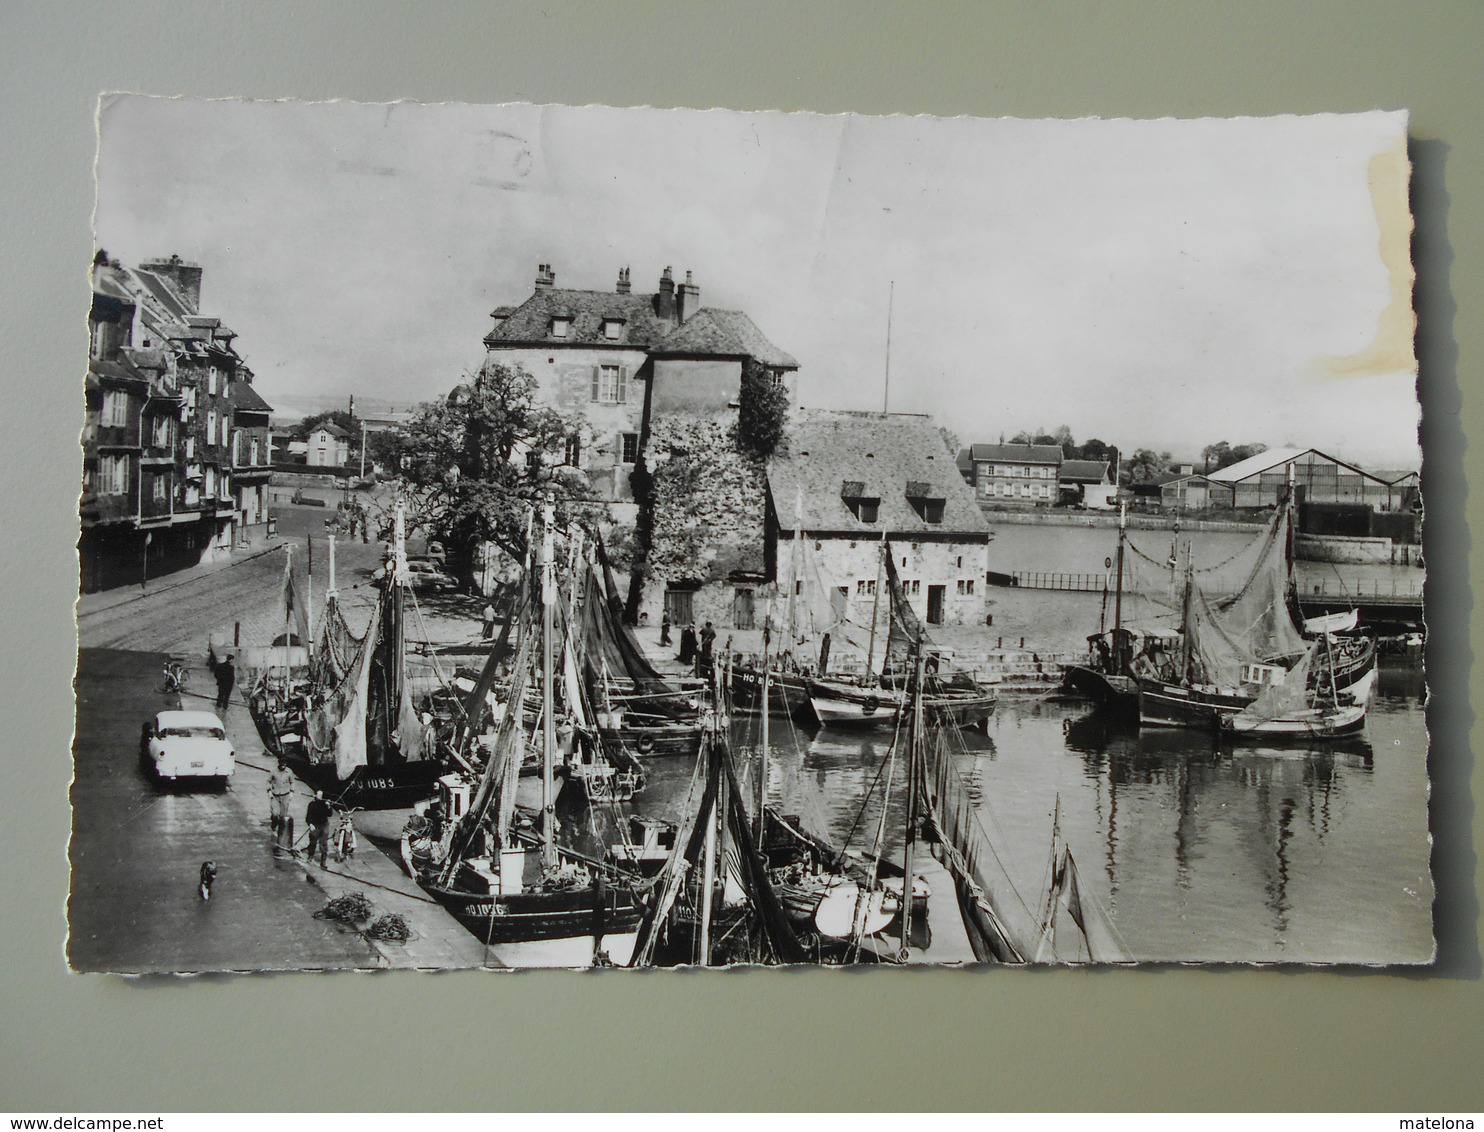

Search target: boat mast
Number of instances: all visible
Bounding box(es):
[882,280,894,416]
[326,534,337,602]
[865,532,887,678]
[899,647,925,961]
[539,494,557,874]
[757,667,769,844]
[280,545,293,680]
[1113,502,1126,672]
[391,498,409,719]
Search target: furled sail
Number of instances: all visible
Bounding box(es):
[1213,505,1309,665]
[918,723,1043,964]
[1235,645,1318,724]
[304,608,377,778]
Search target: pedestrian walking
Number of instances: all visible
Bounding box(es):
[267,758,295,855]
[198,860,217,901]
[305,791,332,867]
[214,654,236,711]
[481,603,496,640]
[660,611,672,647]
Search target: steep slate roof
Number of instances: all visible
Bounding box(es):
[768,412,989,536]
[484,288,675,349]
[1060,459,1110,484]
[650,308,799,369]
[314,422,350,438]
[968,442,1063,465]
[228,381,274,414]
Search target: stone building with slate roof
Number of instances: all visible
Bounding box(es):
[765,412,991,629]
[481,263,798,508]
[82,252,273,591]
[959,441,1065,507]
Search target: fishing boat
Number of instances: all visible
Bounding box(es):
[805,541,996,730]
[241,509,444,809]
[1064,487,1374,731]
[898,647,1129,965]
[405,497,643,967]
[1219,638,1369,739]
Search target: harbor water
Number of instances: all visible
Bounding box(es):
[607,522,1433,966]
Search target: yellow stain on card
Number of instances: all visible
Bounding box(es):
[1325,138,1418,379]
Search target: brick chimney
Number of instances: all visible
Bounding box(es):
[534,263,556,289]
[140,254,203,313]
[616,267,631,294]
[655,265,677,322]
[678,269,701,323]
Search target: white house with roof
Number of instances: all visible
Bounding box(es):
[303,422,350,468]
[1208,447,1405,510]
[767,412,991,632]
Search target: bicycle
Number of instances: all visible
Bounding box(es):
[162,657,189,695]
[332,806,359,863]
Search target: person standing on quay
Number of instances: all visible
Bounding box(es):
[660,611,672,648]
[267,759,295,855]
[699,621,716,670]
[305,791,332,867]
[214,654,235,711]
[481,603,496,640]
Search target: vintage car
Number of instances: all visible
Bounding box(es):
[406,557,458,593]
[140,710,235,785]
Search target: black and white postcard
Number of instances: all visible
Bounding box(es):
[73,99,1428,971]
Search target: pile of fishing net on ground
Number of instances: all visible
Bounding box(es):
[314,891,413,943]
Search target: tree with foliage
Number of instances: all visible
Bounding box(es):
[937,425,961,456]
[1124,448,1173,486]
[1201,440,1268,473]
[736,359,789,459]
[392,363,598,575]
[297,410,357,441]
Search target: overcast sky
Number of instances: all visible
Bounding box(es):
[95,98,1420,468]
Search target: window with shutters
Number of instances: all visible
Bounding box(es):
[591,364,628,403]
[101,390,129,428]
[151,415,170,448]
[621,432,639,463]
[207,410,218,446]
[98,455,128,495]
[550,317,570,339]
[564,433,582,466]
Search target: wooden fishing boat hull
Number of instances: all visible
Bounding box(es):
[248,698,443,808]
[1135,680,1252,730]
[727,666,816,721]
[1220,703,1367,739]
[807,680,997,729]
[1061,665,1140,715]
[420,879,645,945]
[599,722,705,757]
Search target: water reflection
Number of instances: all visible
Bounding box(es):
[592,653,1428,964]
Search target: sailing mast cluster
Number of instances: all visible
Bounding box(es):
[1064,471,1377,739]
[235,491,1123,967]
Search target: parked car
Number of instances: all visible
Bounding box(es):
[140,710,235,786]
[406,558,458,593]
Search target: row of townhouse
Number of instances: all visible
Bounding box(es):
[82,253,273,592]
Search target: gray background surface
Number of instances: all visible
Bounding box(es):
[1,0,1477,1112]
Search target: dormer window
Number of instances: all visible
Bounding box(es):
[906,481,945,524]
[841,480,880,523]
[550,317,571,339]
[602,318,624,341]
